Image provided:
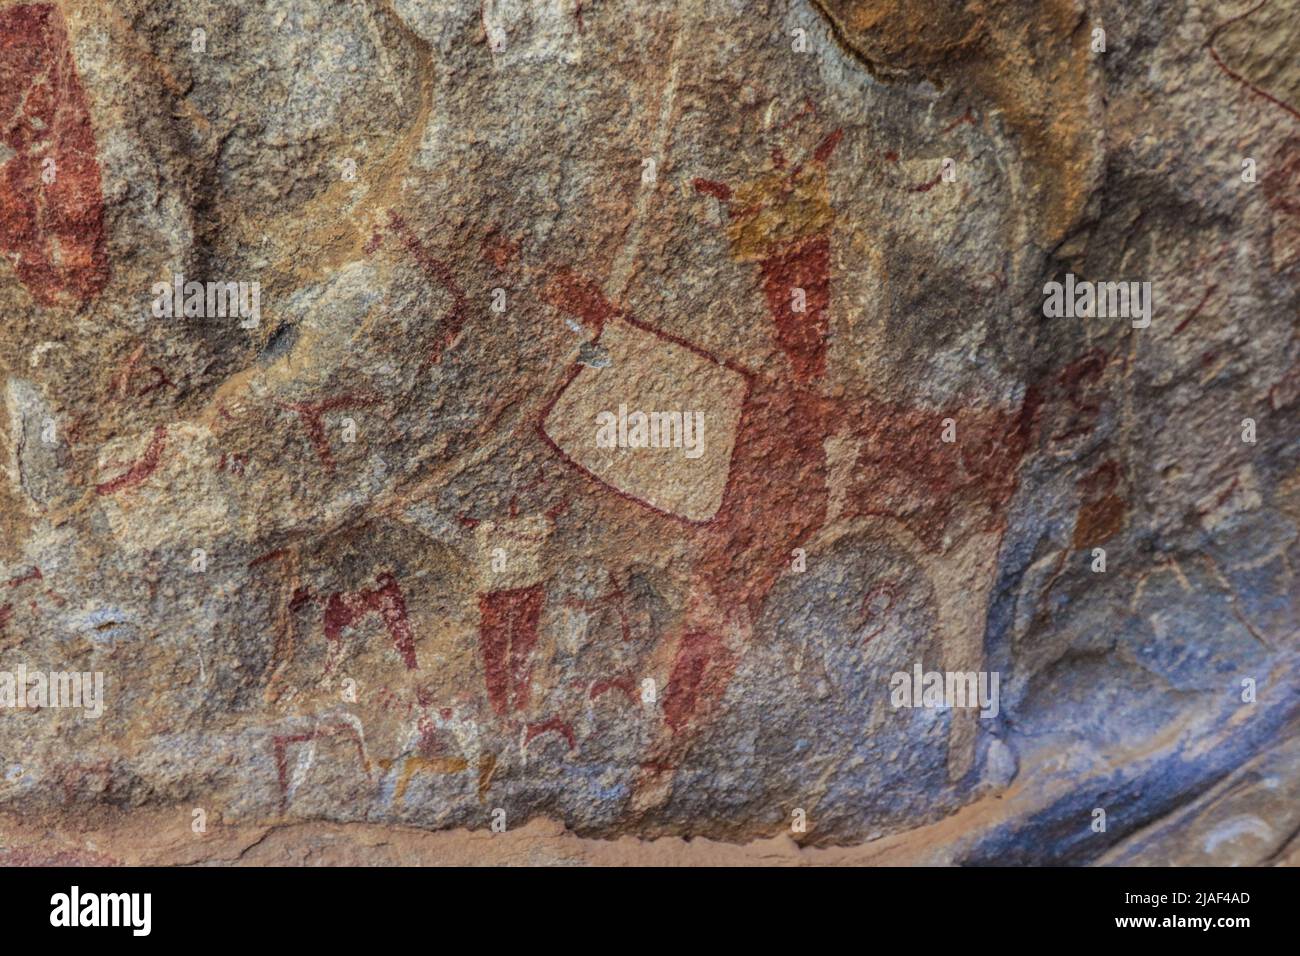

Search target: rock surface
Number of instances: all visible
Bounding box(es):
[0,0,1297,865]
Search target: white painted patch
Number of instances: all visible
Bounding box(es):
[1202,814,1274,855]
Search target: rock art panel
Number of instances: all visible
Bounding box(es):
[543,318,747,522]
[0,0,1295,869]
[0,3,108,306]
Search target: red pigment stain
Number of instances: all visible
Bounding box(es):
[1079,459,1121,499]
[0,3,109,306]
[1047,349,1108,446]
[524,717,575,750]
[943,106,977,133]
[1173,284,1217,335]
[546,304,1035,735]
[778,98,817,134]
[814,128,844,163]
[637,389,1034,727]
[541,268,619,332]
[135,365,176,397]
[94,425,167,495]
[1198,475,1242,517]
[279,393,379,471]
[589,676,636,704]
[323,572,418,670]
[53,760,113,803]
[480,231,519,269]
[1264,139,1300,216]
[536,271,828,728]
[1057,348,1108,395]
[840,396,1041,551]
[288,586,313,613]
[218,451,249,475]
[858,581,898,645]
[692,178,733,202]
[388,211,469,365]
[705,381,834,611]
[1262,136,1300,271]
[108,346,143,398]
[729,127,842,385]
[477,584,544,716]
[907,171,945,193]
[273,723,370,811]
[415,715,450,758]
[536,121,1048,735]
[6,566,41,588]
[662,629,732,732]
[758,235,831,384]
[248,548,288,568]
[0,603,12,633]
[1207,3,1300,123]
[561,577,633,642]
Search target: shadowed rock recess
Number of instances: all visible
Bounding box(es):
[0,0,1296,866]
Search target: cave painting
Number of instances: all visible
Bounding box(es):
[538,125,1040,789]
[472,512,554,716]
[1207,1,1300,270]
[541,317,747,522]
[0,3,109,306]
